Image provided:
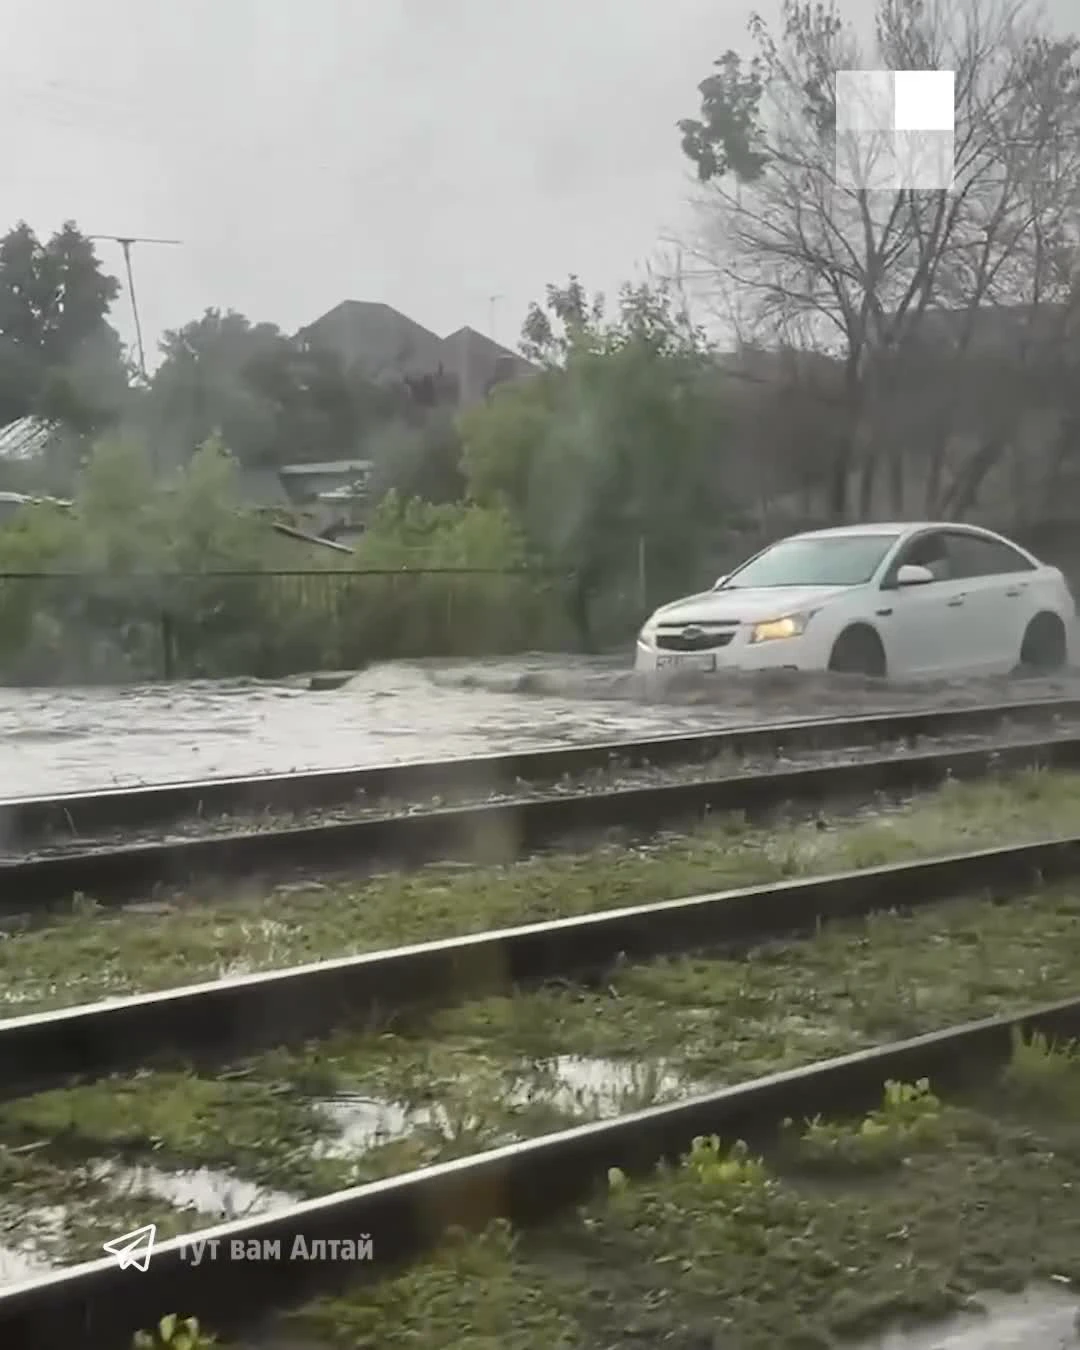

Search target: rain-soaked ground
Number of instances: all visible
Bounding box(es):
[5,653,1080,797]
[851,1286,1080,1347]
[0,1052,691,1284]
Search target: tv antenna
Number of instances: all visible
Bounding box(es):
[89,234,182,380]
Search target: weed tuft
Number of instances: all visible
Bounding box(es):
[606,1137,772,1222]
[288,1220,579,1347]
[681,1134,769,1190]
[1001,1027,1080,1113]
[788,1078,945,1171]
[132,1314,216,1349]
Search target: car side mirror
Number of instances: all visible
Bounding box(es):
[896,563,935,586]
[713,574,728,590]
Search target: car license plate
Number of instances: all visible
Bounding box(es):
[656,653,716,672]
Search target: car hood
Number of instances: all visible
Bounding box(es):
[648,584,854,626]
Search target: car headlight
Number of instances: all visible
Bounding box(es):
[749,611,814,644]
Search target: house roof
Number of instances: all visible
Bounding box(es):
[235,467,292,508]
[0,416,58,462]
[279,460,373,477]
[442,325,534,372]
[0,490,72,509]
[302,301,448,380]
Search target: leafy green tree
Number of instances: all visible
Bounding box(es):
[74,434,161,573]
[0,221,128,434]
[459,277,731,639]
[155,436,269,570]
[65,433,266,574]
[349,491,565,656]
[143,309,404,472]
[356,489,529,569]
[364,410,466,506]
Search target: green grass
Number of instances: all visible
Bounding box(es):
[998,1026,1080,1115]
[0,1072,330,1179]
[4,767,1080,1016]
[282,1054,1080,1349]
[417,881,1080,1078]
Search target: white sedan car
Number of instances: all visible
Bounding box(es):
[635,522,1076,679]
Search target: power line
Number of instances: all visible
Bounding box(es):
[88,234,181,381]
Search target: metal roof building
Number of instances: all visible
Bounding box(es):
[0,416,57,462]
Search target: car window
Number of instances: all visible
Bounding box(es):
[945,532,1036,579]
[720,533,900,588]
[888,530,952,582]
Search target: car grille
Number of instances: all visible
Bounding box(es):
[656,624,737,652]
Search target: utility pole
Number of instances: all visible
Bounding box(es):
[89,234,181,380]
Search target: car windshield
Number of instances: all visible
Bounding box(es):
[721,534,900,588]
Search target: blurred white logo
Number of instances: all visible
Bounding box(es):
[835,69,955,191]
[103,1223,157,1272]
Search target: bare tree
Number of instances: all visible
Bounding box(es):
[678,0,1080,520]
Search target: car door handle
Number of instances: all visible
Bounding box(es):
[946,596,965,607]
[1005,586,1025,597]
[875,607,892,617]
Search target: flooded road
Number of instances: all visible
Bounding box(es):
[4,654,1080,798]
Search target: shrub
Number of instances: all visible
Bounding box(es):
[0,441,574,681]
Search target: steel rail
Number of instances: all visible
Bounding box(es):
[4,992,1080,1348]
[3,695,1080,849]
[3,833,1079,1100]
[4,730,1080,910]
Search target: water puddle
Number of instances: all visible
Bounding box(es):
[315,1096,416,1156]
[513,1054,690,1115]
[0,1245,51,1282]
[90,1161,296,1220]
[0,1205,66,1284]
[313,1054,698,1158]
[850,1284,1080,1347]
[0,1165,295,1290]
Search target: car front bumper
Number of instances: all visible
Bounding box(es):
[634,631,810,674]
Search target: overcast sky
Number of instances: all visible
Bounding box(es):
[4,0,1074,369]
[3,0,760,365]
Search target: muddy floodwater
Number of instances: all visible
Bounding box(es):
[4,654,1080,797]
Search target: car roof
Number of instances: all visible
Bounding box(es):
[788,522,1011,542]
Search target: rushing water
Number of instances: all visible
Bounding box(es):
[4,653,1080,798]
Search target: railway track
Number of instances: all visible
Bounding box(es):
[4,695,1080,849]
[4,832,1080,1099]
[5,703,1080,1344]
[6,725,1080,910]
[4,992,1080,1347]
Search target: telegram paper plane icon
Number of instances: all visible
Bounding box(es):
[103,1223,157,1272]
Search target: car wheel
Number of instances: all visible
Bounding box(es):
[1019,612,1067,672]
[827,626,887,678]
